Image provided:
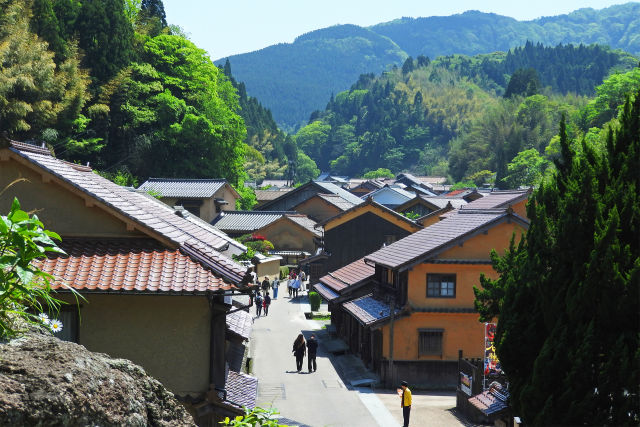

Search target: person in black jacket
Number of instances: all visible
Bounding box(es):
[292,333,306,372]
[306,333,318,373]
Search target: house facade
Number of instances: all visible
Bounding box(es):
[139,178,240,222]
[333,206,529,388]
[307,199,422,281]
[1,140,256,424]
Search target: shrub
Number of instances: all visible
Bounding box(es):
[309,291,321,311]
[279,266,289,280]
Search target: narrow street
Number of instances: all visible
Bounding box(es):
[249,288,477,427]
[249,290,392,426]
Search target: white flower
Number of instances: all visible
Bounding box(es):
[38,313,50,325]
[49,319,63,333]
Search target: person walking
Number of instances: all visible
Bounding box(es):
[261,276,270,292]
[292,333,306,372]
[264,292,271,316]
[400,380,412,427]
[271,277,279,299]
[255,291,263,317]
[306,333,318,373]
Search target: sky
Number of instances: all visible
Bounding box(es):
[162,1,629,60]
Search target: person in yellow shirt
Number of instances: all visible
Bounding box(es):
[400,380,412,426]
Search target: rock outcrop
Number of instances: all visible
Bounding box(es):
[0,329,195,426]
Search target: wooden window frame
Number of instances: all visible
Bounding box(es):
[426,273,456,298]
[418,328,443,356]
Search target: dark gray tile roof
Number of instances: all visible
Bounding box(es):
[314,181,365,205]
[9,144,247,284]
[211,211,295,233]
[317,197,422,230]
[225,370,258,410]
[342,294,400,326]
[313,283,340,301]
[365,209,527,270]
[138,178,232,199]
[226,309,253,340]
[461,189,530,210]
[285,214,321,237]
[318,257,375,293]
[316,193,357,211]
[255,189,292,201]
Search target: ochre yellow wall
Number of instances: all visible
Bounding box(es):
[323,204,420,233]
[294,197,340,222]
[510,198,528,219]
[436,221,526,260]
[61,293,211,395]
[256,258,281,280]
[258,219,316,253]
[381,312,485,360]
[0,158,143,238]
[408,263,498,309]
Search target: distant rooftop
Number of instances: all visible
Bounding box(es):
[138,178,235,199]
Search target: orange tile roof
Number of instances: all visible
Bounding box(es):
[34,239,236,293]
[7,142,247,285]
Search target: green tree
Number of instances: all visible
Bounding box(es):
[0,0,88,139]
[502,148,548,188]
[295,151,319,183]
[75,0,135,84]
[504,68,540,98]
[474,98,639,424]
[362,168,394,179]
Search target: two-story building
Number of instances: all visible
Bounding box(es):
[332,203,529,388]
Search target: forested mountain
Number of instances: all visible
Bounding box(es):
[0,0,301,192]
[218,3,640,131]
[216,24,407,131]
[294,42,640,188]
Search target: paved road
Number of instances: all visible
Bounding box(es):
[249,291,471,427]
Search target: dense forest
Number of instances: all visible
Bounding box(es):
[295,42,639,188]
[0,0,314,196]
[220,3,640,130]
[2,0,640,193]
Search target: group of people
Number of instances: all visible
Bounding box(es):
[291,333,318,373]
[287,269,306,298]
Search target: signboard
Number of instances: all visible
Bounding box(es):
[483,323,502,389]
[460,372,472,396]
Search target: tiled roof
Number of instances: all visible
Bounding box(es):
[225,370,258,410]
[317,197,421,230]
[255,189,292,201]
[342,294,400,326]
[316,193,357,211]
[421,197,467,210]
[173,206,246,255]
[138,178,232,199]
[211,211,295,233]
[468,385,509,416]
[9,143,247,284]
[314,181,365,205]
[285,214,321,237]
[34,239,236,293]
[226,309,253,340]
[366,185,416,202]
[318,257,375,293]
[313,283,340,301]
[365,209,528,269]
[461,189,530,210]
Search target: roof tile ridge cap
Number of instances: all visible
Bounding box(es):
[7,140,53,156]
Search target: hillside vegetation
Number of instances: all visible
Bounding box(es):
[219,3,640,130]
[294,42,640,188]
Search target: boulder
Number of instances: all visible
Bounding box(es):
[0,330,195,426]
